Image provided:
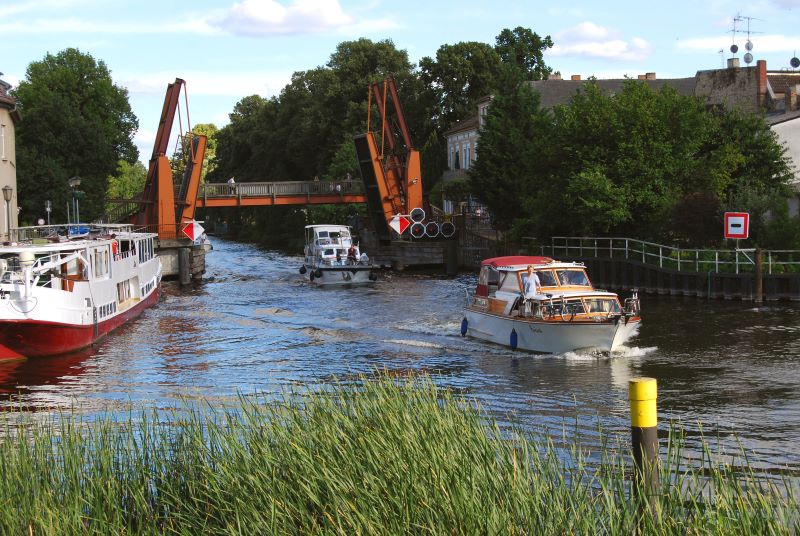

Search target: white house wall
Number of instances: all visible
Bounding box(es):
[772,118,800,216]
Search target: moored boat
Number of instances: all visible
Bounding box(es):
[0,224,162,359]
[462,256,640,354]
[299,224,376,285]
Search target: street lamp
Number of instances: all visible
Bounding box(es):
[2,185,12,241]
[45,200,52,225]
[68,176,81,224]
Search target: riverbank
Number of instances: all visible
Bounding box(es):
[0,374,796,534]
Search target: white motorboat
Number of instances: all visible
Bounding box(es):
[462,256,640,354]
[0,224,162,359]
[300,224,376,285]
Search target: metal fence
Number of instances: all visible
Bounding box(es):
[543,237,800,275]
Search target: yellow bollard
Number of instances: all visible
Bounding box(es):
[629,378,659,512]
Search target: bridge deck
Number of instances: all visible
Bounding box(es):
[195,180,367,207]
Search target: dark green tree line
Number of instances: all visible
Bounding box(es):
[12,48,138,224]
[470,79,794,247]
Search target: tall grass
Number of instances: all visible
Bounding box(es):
[0,374,796,534]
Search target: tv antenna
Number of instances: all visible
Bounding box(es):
[730,13,763,64]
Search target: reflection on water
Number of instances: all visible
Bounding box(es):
[1,238,799,474]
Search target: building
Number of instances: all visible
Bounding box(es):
[0,74,20,239]
[441,59,800,216]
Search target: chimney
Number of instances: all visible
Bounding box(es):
[727,57,740,69]
[646,72,656,80]
[757,59,767,96]
[637,74,646,80]
[550,73,562,80]
[570,75,581,81]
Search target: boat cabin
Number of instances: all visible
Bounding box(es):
[304,225,361,266]
[473,255,622,319]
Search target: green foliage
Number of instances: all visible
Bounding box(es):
[105,160,146,212]
[193,123,219,180]
[0,375,796,534]
[12,48,138,223]
[419,41,504,126]
[471,78,795,246]
[494,26,554,82]
[468,83,554,230]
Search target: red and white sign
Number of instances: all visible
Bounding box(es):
[182,220,205,242]
[724,212,749,239]
[389,214,411,235]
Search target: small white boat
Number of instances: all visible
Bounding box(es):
[300,224,376,285]
[462,256,640,354]
[0,224,162,359]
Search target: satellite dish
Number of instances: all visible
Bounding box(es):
[730,44,739,54]
[745,40,753,51]
[791,57,800,69]
[744,53,753,64]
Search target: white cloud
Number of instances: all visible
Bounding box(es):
[0,16,221,35]
[676,33,800,53]
[219,0,355,36]
[550,22,652,61]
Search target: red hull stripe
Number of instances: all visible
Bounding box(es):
[0,287,160,360]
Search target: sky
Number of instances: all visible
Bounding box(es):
[3,0,800,163]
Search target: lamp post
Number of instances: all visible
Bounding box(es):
[2,185,12,241]
[45,200,52,226]
[68,176,81,224]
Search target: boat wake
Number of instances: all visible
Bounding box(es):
[383,339,446,350]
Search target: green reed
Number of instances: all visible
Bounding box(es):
[0,374,796,535]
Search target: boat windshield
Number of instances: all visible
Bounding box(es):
[556,269,590,286]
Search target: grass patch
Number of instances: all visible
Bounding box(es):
[0,373,797,534]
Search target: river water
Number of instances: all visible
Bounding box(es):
[1,238,798,475]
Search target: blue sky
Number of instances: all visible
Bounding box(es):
[3,0,800,162]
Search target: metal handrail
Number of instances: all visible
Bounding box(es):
[546,236,800,275]
[200,180,365,198]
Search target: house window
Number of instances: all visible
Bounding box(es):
[463,145,470,170]
[454,147,460,170]
[1,123,5,160]
[449,146,455,170]
[479,106,488,128]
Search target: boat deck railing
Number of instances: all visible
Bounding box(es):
[545,236,800,275]
[11,224,135,243]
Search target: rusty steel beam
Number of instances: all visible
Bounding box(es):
[195,194,367,208]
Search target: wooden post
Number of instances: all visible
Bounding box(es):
[755,247,763,303]
[629,378,659,515]
[178,247,191,285]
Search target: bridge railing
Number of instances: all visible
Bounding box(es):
[546,237,800,275]
[200,180,364,198]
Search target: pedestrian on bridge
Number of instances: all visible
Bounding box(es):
[227,176,236,194]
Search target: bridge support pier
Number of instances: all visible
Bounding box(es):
[156,239,207,282]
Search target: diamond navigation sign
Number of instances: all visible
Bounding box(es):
[389,214,411,235]
[182,220,205,242]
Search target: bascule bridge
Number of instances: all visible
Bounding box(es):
[108,78,457,281]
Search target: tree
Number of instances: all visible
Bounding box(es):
[419,41,504,126]
[468,83,554,231]
[193,123,219,180]
[494,27,553,82]
[12,48,138,223]
[105,159,146,212]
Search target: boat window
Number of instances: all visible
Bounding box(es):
[537,270,557,287]
[556,269,590,286]
[584,298,621,314]
[498,271,518,292]
[323,249,335,256]
[318,231,329,238]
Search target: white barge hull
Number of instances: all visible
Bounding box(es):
[305,265,374,286]
[463,308,639,354]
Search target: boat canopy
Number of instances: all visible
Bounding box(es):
[481,256,554,270]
